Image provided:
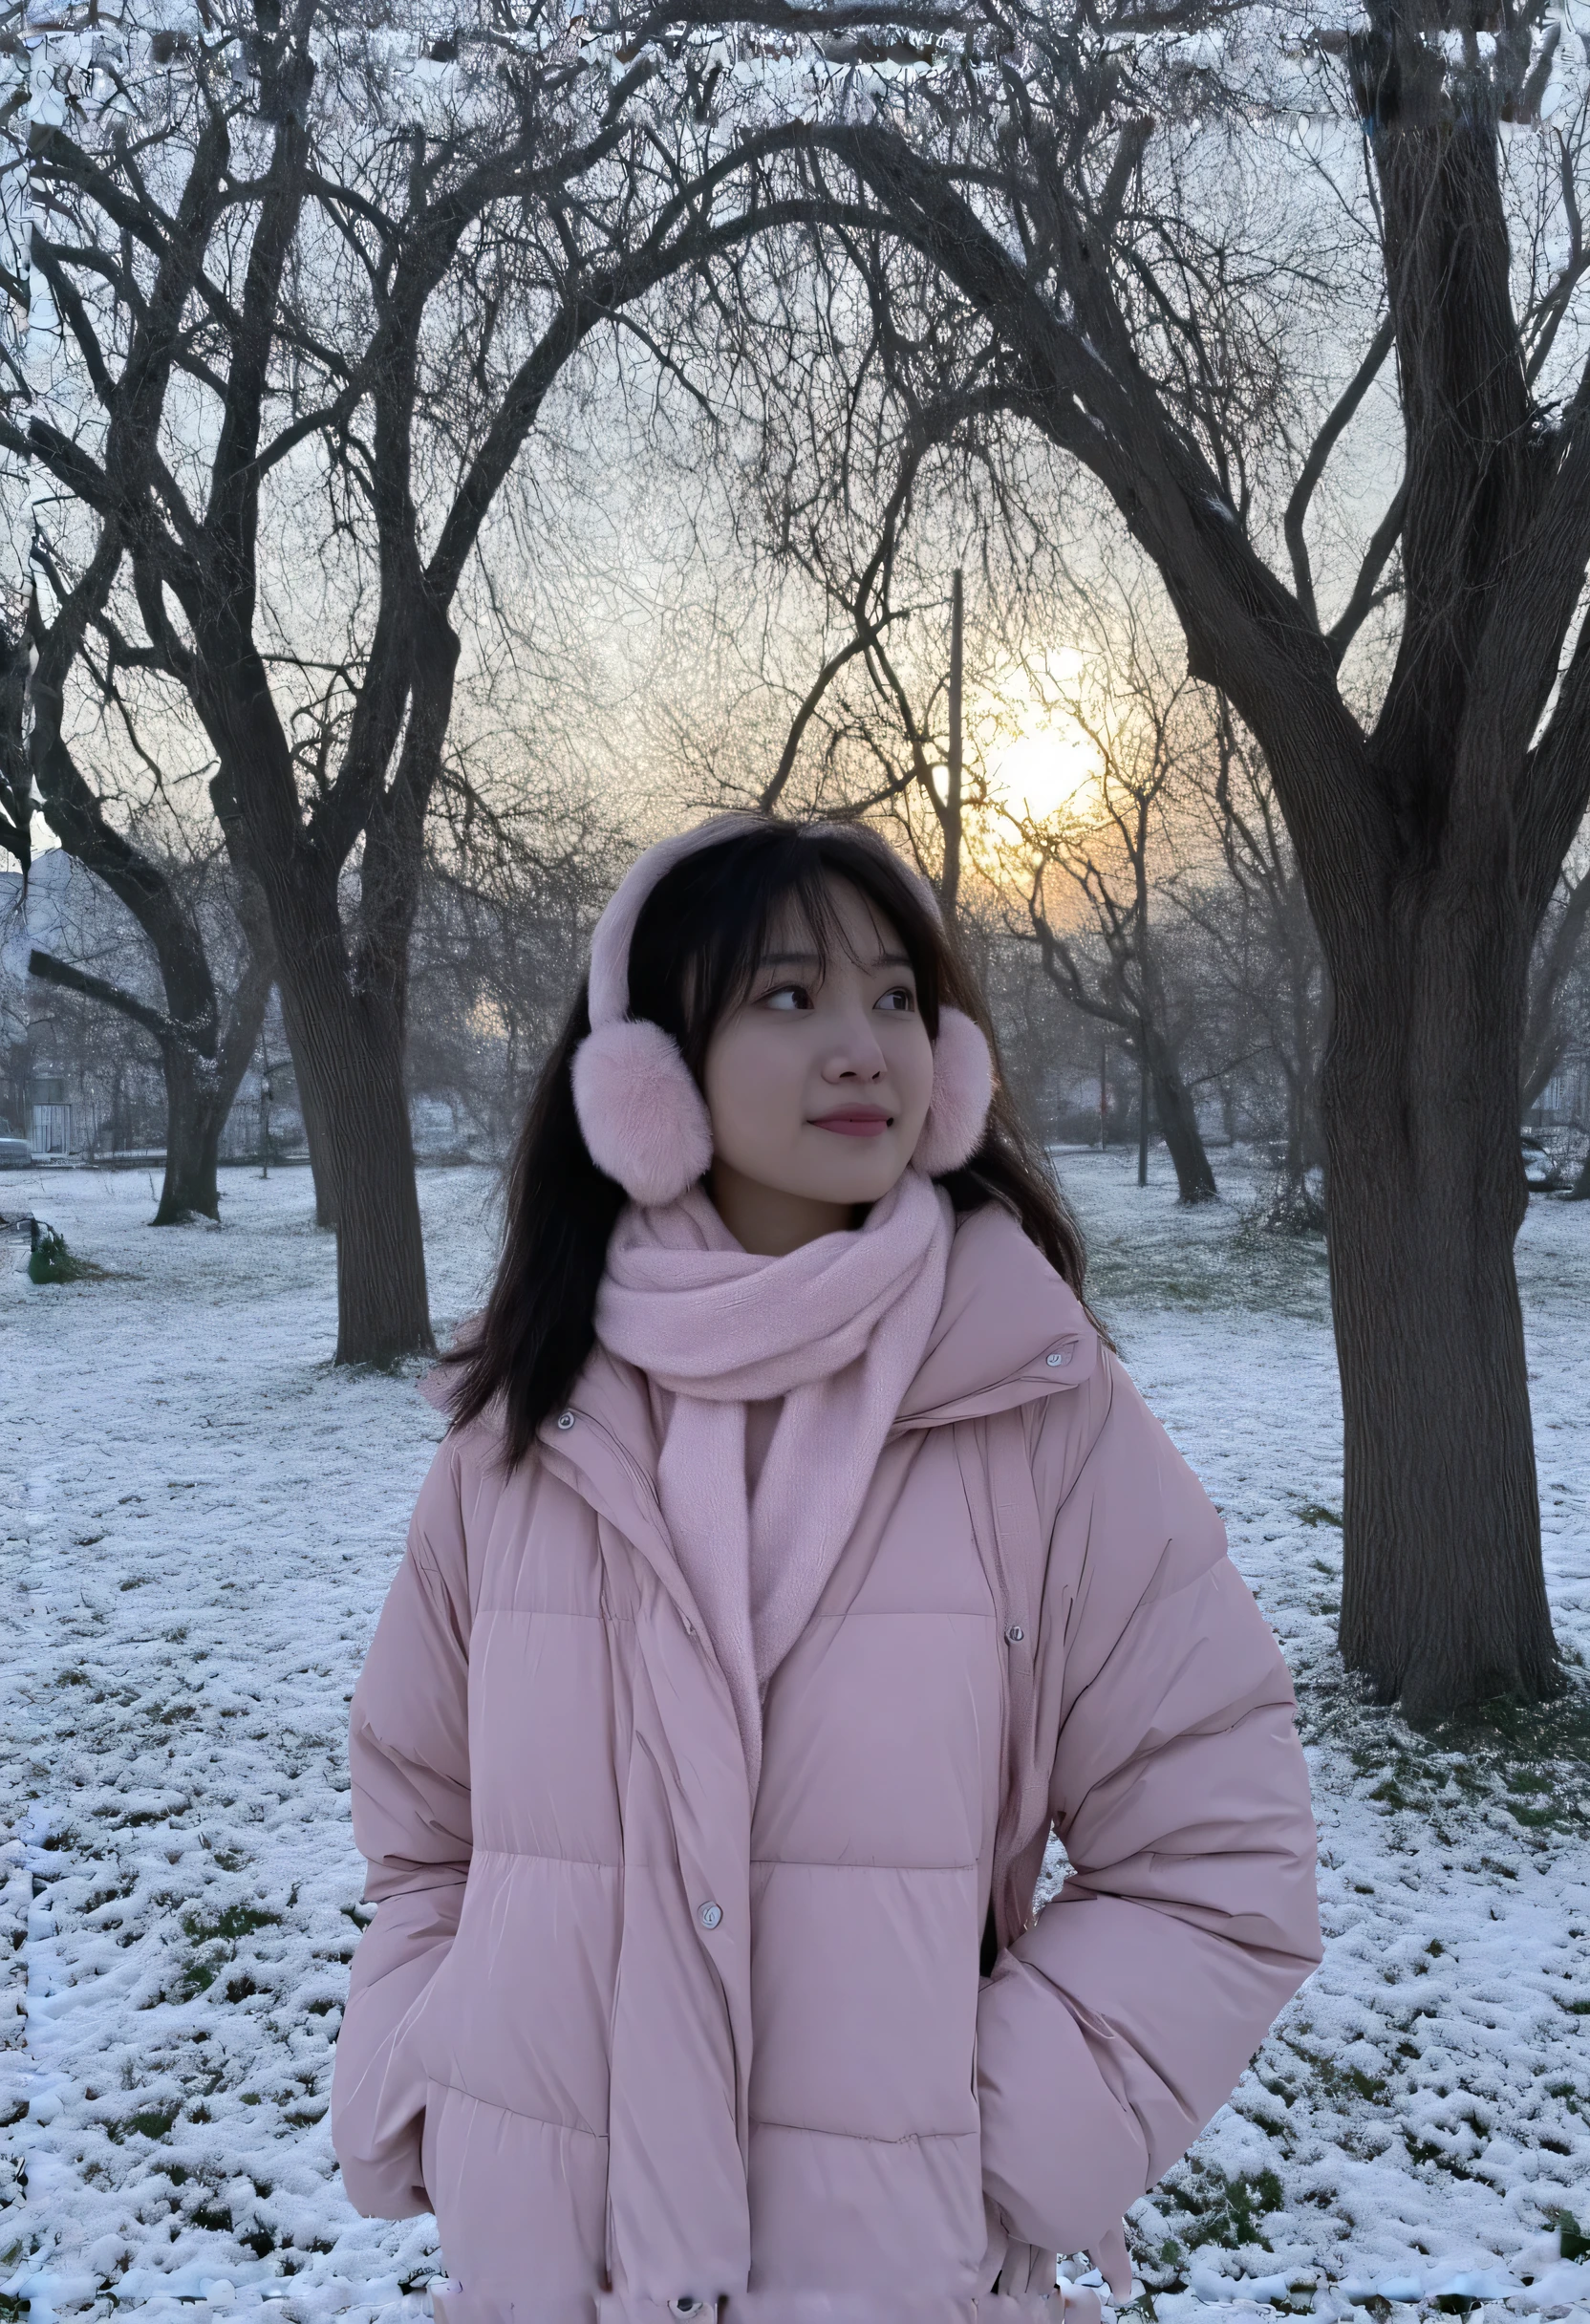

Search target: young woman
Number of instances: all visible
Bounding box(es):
[331,816,1320,2324]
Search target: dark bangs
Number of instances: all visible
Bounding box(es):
[627,824,946,1073]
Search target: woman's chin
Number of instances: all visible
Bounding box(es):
[791,1148,917,1207]
[710,1130,926,1225]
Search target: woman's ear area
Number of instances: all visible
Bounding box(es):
[571,1018,713,1206]
[913,1008,995,1177]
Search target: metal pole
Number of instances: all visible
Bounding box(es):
[944,568,963,918]
[1099,1038,1108,1149]
[1138,1052,1150,1186]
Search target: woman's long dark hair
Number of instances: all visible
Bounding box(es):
[445,820,1089,1466]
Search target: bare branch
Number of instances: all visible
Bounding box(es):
[29,947,175,1050]
[1284,313,1394,631]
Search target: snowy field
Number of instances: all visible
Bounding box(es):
[4,1150,1589,2324]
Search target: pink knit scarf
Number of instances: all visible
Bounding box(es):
[595,1169,953,1793]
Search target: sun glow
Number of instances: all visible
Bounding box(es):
[976,650,1104,828]
[989,723,1101,825]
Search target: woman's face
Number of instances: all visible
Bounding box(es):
[702,879,935,1244]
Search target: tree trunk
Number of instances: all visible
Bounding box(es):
[1326,910,1558,1720]
[155,1065,245,1225]
[210,696,435,1362]
[29,938,269,1228]
[302,1078,339,1231]
[154,1047,225,1223]
[1142,1031,1217,1203]
[275,972,340,1230]
[1262,1061,1325,1233]
[153,962,274,1224]
[210,769,337,1228]
[1282,1102,1308,1207]
[276,923,433,1366]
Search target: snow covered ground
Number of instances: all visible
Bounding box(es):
[3,1150,1588,2324]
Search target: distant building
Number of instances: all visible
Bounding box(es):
[1531,1056,1590,1132]
[1,850,164,1160]
[28,1067,75,1157]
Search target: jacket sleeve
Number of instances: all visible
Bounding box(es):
[977,1355,1321,2281]
[331,1434,474,2220]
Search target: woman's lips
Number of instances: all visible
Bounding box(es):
[810,1108,893,1137]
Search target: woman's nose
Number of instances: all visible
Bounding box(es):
[823,1014,888,1080]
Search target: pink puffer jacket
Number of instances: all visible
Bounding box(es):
[332,1206,1321,2324]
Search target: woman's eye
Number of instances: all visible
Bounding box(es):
[762,983,813,1012]
[875,987,916,1013]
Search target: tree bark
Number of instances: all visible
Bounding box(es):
[251,839,433,1365]
[159,1045,226,1222]
[299,1060,340,1231]
[1141,1026,1218,1203]
[155,1046,232,1224]
[1326,896,1554,1716]
[210,767,337,1228]
[0,621,29,873]
[156,945,274,1221]
[271,961,339,1230]
[22,543,276,1225]
[1258,976,1328,1231]
[303,970,431,1367]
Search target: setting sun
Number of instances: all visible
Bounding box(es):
[987,720,1101,824]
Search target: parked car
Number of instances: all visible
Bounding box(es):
[0,1135,32,1170]
[1521,1135,1558,1192]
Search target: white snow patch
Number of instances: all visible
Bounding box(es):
[2,1152,1588,2318]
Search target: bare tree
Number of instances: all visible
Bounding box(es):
[748,407,996,908]
[410,758,633,1151]
[11,0,860,1361]
[699,0,1590,1712]
[1008,639,1219,1202]
[1171,702,1329,1229]
[0,576,275,1220]
[0,624,25,880]
[1522,856,1590,1113]
[654,229,1063,905]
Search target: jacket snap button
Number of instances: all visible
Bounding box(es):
[555,1410,575,1431]
[698,1901,722,1929]
[1006,1624,1025,1645]
[1045,1349,1069,1367]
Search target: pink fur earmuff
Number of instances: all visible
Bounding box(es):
[570,816,995,1206]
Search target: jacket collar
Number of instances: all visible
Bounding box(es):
[892,1199,1097,1430]
[538,1198,1095,1537]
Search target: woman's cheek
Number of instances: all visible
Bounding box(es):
[705,1026,801,1166]
[894,1026,936,1143]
